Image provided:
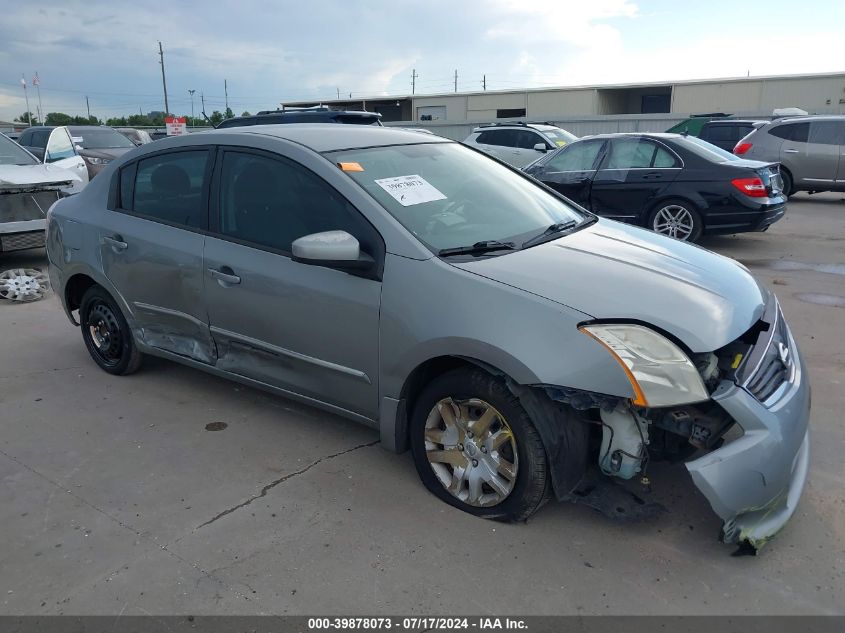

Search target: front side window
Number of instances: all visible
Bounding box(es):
[515,130,546,150]
[328,142,586,252]
[808,121,845,146]
[46,129,76,162]
[131,150,210,228]
[217,151,372,254]
[546,140,605,172]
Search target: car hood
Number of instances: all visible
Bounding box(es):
[452,219,766,352]
[78,147,132,160]
[0,164,80,190]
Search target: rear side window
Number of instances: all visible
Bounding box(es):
[770,122,810,142]
[476,129,516,147]
[604,138,677,169]
[701,125,733,142]
[546,140,605,171]
[129,150,210,228]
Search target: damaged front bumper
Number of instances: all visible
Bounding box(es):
[686,328,810,552]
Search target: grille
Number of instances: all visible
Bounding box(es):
[0,231,46,252]
[743,303,794,404]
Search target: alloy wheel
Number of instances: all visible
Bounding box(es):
[424,397,519,507]
[652,204,695,241]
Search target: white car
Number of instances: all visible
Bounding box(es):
[463,122,577,168]
[0,133,82,253]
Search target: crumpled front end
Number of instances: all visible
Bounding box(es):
[686,298,810,552]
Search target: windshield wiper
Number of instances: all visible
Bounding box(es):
[438,240,517,257]
[521,221,578,249]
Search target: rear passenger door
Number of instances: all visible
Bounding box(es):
[100,147,215,363]
[590,137,681,223]
[804,120,844,186]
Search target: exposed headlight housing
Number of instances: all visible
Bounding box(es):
[85,156,111,165]
[579,323,709,408]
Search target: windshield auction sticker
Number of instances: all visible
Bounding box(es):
[374,175,447,206]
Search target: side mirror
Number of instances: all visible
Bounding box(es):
[291,230,374,272]
[533,143,548,153]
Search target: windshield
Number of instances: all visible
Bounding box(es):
[0,134,39,165]
[69,127,135,150]
[541,128,578,147]
[680,136,742,162]
[328,143,586,252]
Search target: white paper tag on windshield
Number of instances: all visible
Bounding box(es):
[374,175,446,206]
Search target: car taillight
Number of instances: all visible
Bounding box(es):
[732,177,767,197]
[734,142,752,155]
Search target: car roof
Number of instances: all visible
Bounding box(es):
[703,119,765,125]
[472,123,560,132]
[580,132,685,141]
[771,114,845,123]
[202,123,450,153]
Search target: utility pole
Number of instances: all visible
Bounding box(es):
[482,74,486,91]
[33,72,43,123]
[224,79,229,114]
[454,69,458,93]
[201,92,206,120]
[188,89,196,126]
[20,75,31,126]
[86,96,91,121]
[158,41,170,115]
[411,69,418,95]
[337,87,340,100]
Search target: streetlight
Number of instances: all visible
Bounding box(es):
[188,89,196,127]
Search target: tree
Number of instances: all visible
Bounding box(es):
[106,116,129,127]
[224,107,234,120]
[14,111,39,125]
[209,110,224,126]
[45,112,73,126]
[241,111,251,117]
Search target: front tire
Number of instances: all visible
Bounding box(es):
[410,368,549,521]
[648,199,703,242]
[79,286,143,375]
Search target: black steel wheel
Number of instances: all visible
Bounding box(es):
[79,286,142,375]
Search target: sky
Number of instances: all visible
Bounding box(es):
[1,0,844,122]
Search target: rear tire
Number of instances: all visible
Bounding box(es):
[410,367,549,522]
[648,199,703,242]
[780,168,794,198]
[79,286,143,376]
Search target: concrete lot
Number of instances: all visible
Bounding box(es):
[1,193,843,616]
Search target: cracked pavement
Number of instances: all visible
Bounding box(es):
[1,193,844,615]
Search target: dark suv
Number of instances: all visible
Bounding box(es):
[216,108,383,129]
[699,120,767,151]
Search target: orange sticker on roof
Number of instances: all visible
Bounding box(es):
[338,162,364,172]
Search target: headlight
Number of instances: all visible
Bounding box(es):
[85,156,111,165]
[579,324,709,407]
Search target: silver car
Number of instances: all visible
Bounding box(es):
[46,125,810,552]
[463,123,578,168]
[734,115,845,196]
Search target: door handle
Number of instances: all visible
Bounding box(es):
[102,235,128,251]
[209,267,241,286]
[784,149,799,154]
[642,172,664,180]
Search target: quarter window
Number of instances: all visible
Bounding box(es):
[546,141,605,171]
[217,151,373,254]
[808,121,845,146]
[130,150,210,228]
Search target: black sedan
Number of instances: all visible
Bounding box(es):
[523,133,786,242]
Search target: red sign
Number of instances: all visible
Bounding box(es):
[165,116,187,136]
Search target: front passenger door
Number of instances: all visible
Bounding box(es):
[45,128,89,191]
[203,149,382,419]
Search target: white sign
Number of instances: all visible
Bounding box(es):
[374,175,446,207]
[165,116,187,136]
